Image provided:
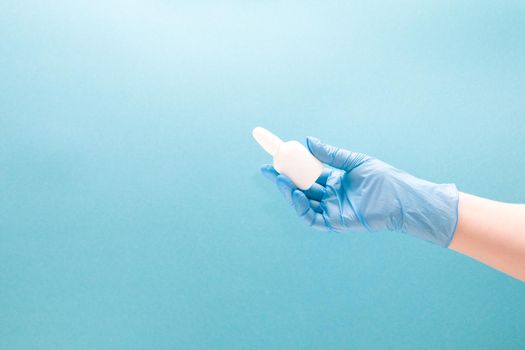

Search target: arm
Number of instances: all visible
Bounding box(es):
[260,137,525,282]
[449,192,525,281]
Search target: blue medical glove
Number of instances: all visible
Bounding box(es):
[260,137,459,247]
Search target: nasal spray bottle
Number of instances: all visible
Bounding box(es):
[252,127,323,190]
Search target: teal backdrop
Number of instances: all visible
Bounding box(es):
[1,1,525,349]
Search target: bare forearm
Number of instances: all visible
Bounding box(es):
[449,192,525,281]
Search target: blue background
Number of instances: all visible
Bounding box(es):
[1,1,525,349]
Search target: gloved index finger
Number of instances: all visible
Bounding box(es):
[275,174,298,205]
[260,164,279,183]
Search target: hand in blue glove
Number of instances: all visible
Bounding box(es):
[260,137,459,247]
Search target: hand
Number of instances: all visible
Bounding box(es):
[260,137,459,247]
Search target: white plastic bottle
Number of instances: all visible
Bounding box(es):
[252,127,323,190]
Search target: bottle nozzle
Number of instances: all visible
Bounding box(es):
[252,127,283,156]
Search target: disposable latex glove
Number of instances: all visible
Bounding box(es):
[260,137,459,247]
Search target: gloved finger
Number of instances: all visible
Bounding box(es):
[309,199,323,213]
[316,168,331,186]
[275,174,298,205]
[306,136,370,172]
[292,190,328,231]
[263,164,326,201]
[304,183,326,201]
[260,164,279,183]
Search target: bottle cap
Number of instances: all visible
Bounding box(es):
[252,127,283,156]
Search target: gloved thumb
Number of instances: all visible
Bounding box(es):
[306,136,369,172]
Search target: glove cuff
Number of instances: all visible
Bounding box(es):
[405,182,459,247]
